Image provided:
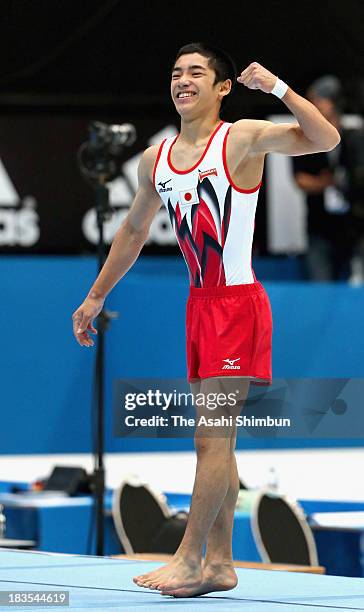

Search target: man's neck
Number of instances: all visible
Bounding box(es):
[179,114,222,146]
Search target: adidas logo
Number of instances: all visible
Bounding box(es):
[0,158,39,246]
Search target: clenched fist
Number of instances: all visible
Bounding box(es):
[237,62,277,94]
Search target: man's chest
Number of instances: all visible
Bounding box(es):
[169,143,211,170]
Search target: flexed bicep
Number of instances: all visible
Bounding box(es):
[252,121,330,156]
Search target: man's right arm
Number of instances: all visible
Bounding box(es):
[72,144,161,346]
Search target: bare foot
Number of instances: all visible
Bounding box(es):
[161,561,238,597]
[133,563,169,588]
[134,556,202,591]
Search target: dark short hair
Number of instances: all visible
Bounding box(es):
[174,42,237,110]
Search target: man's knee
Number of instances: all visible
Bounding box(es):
[194,434,230,457]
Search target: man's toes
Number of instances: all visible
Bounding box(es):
[133,575,147,584]
[144,580,156,589]
[156,582,168,591]
[136,572,158,583]
[158,580,180,592]
[135,578,150,588]
[147,578,161,588]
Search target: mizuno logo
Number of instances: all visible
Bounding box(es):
[159,179,171,189]
[222,358,241,370]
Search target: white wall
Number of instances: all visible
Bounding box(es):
[266,114,363,254]
[1,449,364,502]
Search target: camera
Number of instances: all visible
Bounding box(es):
[78,121,136,183]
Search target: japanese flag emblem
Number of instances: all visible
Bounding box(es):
[179,187,199,207]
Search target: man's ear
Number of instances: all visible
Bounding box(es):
[219,78,232,99]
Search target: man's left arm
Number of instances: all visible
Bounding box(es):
[234,62,341,156]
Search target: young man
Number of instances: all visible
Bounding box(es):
[72,43,340,597]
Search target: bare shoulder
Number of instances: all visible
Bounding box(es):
[230,119,270,142]
[139,144,160,171]
[228,119,270,160]
[138,144,161,184]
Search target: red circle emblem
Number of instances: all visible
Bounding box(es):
[184,192,192,202]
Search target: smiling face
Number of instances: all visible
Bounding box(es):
[171,52,231,119]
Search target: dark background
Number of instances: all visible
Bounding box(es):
[0,0,363,110]
[0,0,362,255]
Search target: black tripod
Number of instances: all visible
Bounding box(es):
[92,183,117,556]
[78,121,136,555]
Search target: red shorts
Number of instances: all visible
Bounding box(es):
[186,282,272,385]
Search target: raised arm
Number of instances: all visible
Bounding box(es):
[232,62,341,156]
[72,145,161,346]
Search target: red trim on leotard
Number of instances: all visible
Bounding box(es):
[153,139,167,188]
[167,121,224,175]
[222,127,262,193]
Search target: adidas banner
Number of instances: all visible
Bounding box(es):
[0,115,180,254]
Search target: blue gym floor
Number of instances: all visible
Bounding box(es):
[1,550,364,611]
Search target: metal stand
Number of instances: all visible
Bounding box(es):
[77,120,136,556]
[92,183,117,556]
